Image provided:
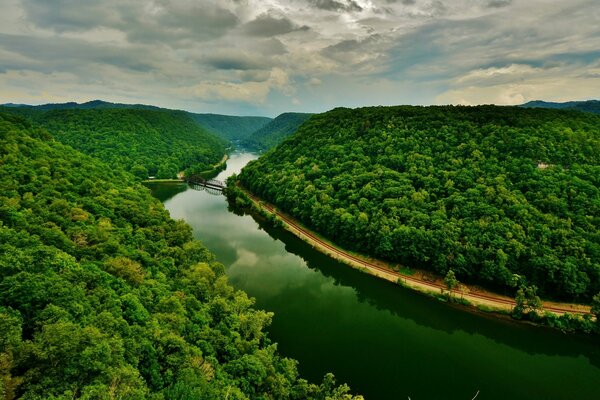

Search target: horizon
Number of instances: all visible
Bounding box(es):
[3,98,598,119]
[1,0,599,115]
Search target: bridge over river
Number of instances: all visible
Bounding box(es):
[186,176,225,194]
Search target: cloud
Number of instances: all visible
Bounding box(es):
[177,67,294,104]
[487,0,512,8]
[0,33,158,73]
[456,64,542,85]
[243,13,308,37]
[204,52,266,71]
[21,0,121,32]
[1,0,599,115]
[307,0,363,12]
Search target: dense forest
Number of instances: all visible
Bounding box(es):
[0,112,360,399]
[1,100,160,111]
[243,113,314,151]
[189,113,272,142]
[0,107,227,180]
[239,105,600,302]
[520,100,600,115]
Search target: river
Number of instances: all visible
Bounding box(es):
[146,151,600,400]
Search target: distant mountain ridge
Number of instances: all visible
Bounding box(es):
[188,113,272,142]
[243,112,314,151]
[1,99,160,111]
[519,99,600,114]
[2,100,273,142]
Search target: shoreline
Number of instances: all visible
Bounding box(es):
[143,153,229,183]
[237,185,592,318]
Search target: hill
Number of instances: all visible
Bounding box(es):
[189,113,272,142]
[0,107,227,179]
[0,112,359,399]
[243,112,314,151]
[1,99,160,111]
[520,100,600,114]
[238,105,600,302]
[1,100,273,144]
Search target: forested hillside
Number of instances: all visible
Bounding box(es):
[243,112,313,151]
[520,100,600,115]
[0,113,359,399]
[1,99,160,111]
[239,105,600,302]
[0,107,227,179]
[189,113,272,142]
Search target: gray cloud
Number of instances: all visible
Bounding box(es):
[204,53,265,70]
[307,0,363,12]
[487,0,512,8]
[0,33,157,73]
[21,0,120,32]
[1,0,599,115]
[123,4,239,45]
[243,14,308,37]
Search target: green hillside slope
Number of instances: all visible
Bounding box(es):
[239,105,600,302]
[243,112,313,151]
[0,113,359,399]
[189,113,272,142]
[0,107,227,179]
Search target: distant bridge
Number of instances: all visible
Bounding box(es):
[186,176,225,195]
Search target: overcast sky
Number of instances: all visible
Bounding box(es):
[0,0,599,116]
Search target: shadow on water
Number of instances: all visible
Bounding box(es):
[233,202,600,370]
[143,181,188,202]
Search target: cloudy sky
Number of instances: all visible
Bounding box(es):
[0,0,599,116]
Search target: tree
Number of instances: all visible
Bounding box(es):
[444,269,459,292]
[513,285,542,318]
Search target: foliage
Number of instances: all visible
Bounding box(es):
[189,113,272,142]
[444,269,459,291]
[520,100,600,115]
[513,285,542,318]
[239,105,600,302]
[0,113,361,399]
[243,113,314,151]
[0,107,227,179]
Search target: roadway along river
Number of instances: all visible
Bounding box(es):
[146,151,600,400]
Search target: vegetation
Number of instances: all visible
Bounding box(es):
[243,113,314,151]
[239,105,600,303]
[0,99,159,111]
[0,113,361,399]
[189,113,272,142]
[520,100,600,115]
[0,107,227,179]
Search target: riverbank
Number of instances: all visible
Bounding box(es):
[143,153,229,183]
[232,184,593,323]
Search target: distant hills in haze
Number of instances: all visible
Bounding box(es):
[1,99,160,111]
[189,113,272,142]
[519,99,600,114]
[242,112,314,151]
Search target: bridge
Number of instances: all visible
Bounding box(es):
[186,176,225,195]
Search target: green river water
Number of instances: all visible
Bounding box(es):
[146,151,600,400]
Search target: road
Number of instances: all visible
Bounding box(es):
[243,190,592,317]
